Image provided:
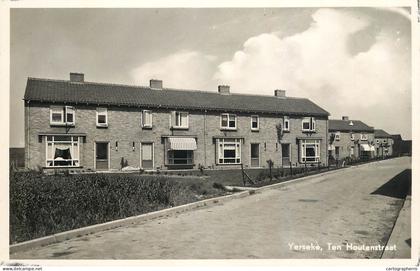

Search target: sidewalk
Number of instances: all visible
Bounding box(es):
[382,195,411,258]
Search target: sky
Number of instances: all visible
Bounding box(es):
[10,7,412,147]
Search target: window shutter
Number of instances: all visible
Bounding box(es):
[140,111,143,127]
[170,111,176,127]
[311,117,316,131]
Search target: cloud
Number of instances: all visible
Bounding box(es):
[130,8,410,137]
[213,8,411,137]
[130,51,217,90]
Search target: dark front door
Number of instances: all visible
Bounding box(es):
[96,142,109,170]
[281,143,290,166]
[250,143,260,168]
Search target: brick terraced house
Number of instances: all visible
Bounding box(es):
[374,129,394,158]
[24,73,330,171]
[328,116,375,160]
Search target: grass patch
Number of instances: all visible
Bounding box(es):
[10,171,226,244]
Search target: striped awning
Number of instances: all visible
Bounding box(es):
[360,144,375,151]
[168,137,197,150]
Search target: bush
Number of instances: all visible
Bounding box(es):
[10,172,220,244]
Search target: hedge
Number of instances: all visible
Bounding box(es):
[10,171,223,244]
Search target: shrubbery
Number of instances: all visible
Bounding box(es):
[10,171,221,244]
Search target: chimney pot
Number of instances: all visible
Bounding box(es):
[274,89,286,98]
[218,85,230,95]
[150,79,163,90]
[70,72,84,83]
[342,116,349,121]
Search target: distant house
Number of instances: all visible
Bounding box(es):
[23,73,330,171]
[374,129,394,158]
[391,134,403,157]
[401,140,412,156]
[328,116,375,160]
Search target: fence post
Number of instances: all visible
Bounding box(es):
[241,163,246,186]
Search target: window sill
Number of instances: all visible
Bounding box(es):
[142,126,153,130]
[96,124,108,128]
[43,166,83,169]
[165,163,195,166]
[283,130,290,133]
[302,130,316,133]
[220,128,237,131]
[251,129,259,132]
[50,123,75,127]
[171,127,189,130]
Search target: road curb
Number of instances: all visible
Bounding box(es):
[10,157,402,254]
[381,195,412,258]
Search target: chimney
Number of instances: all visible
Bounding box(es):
[274,89,286,98]
[150,79,163,90]
[218,85,230,95]
[70,72,84,83]
[342,116,349,121]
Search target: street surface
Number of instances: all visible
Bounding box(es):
[11,157,411,259]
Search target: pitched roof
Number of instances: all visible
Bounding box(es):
[328,119,374,132]
[24,78,329,117]
[374,129,392,138]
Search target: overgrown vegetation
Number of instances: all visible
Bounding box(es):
[10,171,225,244]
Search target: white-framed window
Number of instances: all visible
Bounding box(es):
[300,139,320,163]
[350,133,355,141]
[251,115,259,130]
[171,111,189,129]
[360,133,368,140]
[96,108,108,127]
[335,132,341,141]
[217,138,241,164]
[50,106,75,126]
[220,113,237,130]
[46,135,80,167]
[283,116,290,131]
[302,117,316,132]
[142,110,152,128]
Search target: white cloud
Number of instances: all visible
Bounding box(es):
[131,50,217,90]
[213,8,411,137]
[130,8,411,137]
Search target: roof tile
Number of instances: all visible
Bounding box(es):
[24,78,330,116]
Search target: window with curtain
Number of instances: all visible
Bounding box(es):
[46,136,80,167]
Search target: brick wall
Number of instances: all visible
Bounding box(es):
[374,137,394,157]
[25,102,328,170]
[329,131,375,159]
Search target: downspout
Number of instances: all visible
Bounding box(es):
[326,116,328,166]
[26,101,30,168]
[203,110,207,167]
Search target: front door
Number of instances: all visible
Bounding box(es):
[141,143,153,169]
[95,142,109,170]
[281,143,290,166]
[250,143,260,168]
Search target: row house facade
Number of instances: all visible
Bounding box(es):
[374,129,394,158]
[328,117,375,160]
[24,73,330,171]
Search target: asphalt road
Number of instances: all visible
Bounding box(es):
[11,157,411,259]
